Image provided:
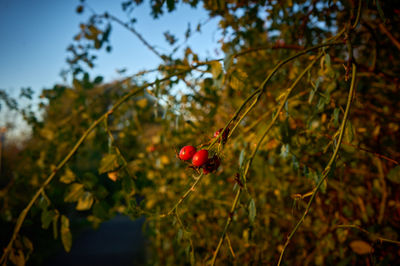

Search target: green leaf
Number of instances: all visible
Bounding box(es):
[37,196,49,210]
[239,149,245,167]
[387,166,400,184]
[41,209,55,229]
[53,212,59,239]
[94,76,103,84]
[76,192,94,211]
[345,121,354,143]
[61,215,72,252]
[60,168,76,184]
[333,108,340,127]
[98,154,122,174]
[177,229,183,242]
[64,183,85,202]
[325,53,331,69]
[248,198,256,225]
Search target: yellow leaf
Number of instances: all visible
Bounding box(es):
[349,240,373,255]
[229,75,241,90]
[76,192,94,211]
[136,98,148,108]
[64,183,84,202]
[61,215,72,252]
[107,171,118,182]
[60,168,76,184]
[210,61,222,79]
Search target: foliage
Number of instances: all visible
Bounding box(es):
[1,0,400,265]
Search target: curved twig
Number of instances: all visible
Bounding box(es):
[210,52,324,266]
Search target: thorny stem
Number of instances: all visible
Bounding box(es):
[277,63,357,266]
[210,53,324,266]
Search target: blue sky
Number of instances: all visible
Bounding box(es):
[0,0,220,98]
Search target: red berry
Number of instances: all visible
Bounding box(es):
[214,128,230,144]
[179,146,197,161]
[214,128,223,138]
[192,149,209,167]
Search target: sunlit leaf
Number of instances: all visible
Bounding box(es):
[64,183,85,202]
[98,154,122,174]
[248,198,256,225]
[41,209,55,229]
[76,192,94,211]
[61,215,72,252]
[349,240,372,255]
[53,212,59,239]
[60,168,76,184]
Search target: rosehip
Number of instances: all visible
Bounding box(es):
[179,146,197,161]
[214,128,229,144]
[192,149,209,167]
[214,128,223,138]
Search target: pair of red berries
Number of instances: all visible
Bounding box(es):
[179,146,208,166]
[179,146,221,174]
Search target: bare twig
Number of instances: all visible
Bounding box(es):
[99,13,165,60]
[379,23,400,51]
[335,224,400,245]
[160,173,205,218]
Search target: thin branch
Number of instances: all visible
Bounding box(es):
[210,52,324,266]
[379,23,400,51]
[335,224,400,245]
[322,133,399,165]
[277,63,357,266]
[160,173,205,218]
[99,13,165,60]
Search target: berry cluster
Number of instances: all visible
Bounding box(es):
[178,128,228,174]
